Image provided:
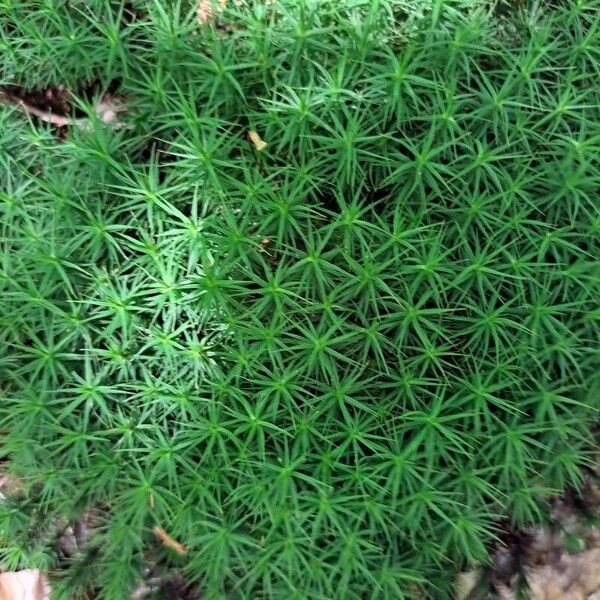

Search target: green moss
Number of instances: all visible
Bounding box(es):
[1,1,599,598]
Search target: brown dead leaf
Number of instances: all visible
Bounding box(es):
[526,547,600,600]
[0,570,50,600]
[248,130,267,151]
[153,526,187,555]
[197,0,226,25]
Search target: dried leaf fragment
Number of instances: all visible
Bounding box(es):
[0,472,23,499]
[153,526,187,555]
[197,0,214,24]
[0,570,50,600]
[95,94,127,127]
[248,130,267,151]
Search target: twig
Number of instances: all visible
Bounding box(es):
[0,90,126,129]
[0,91,85,127]
[14,98,86,127]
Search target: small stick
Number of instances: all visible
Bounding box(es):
[13,98,85,127]
[1,91,126,129]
